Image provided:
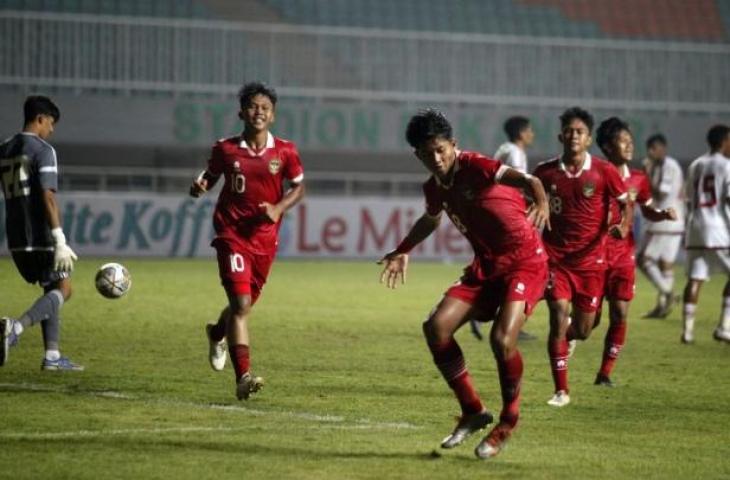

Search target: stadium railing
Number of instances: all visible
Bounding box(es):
[1,10,729,114]
[58,166,425,197]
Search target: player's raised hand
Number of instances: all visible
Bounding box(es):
[526,202,551,231]
[189,175,208,198]
[377,251,409,289]
[259,202,282,223]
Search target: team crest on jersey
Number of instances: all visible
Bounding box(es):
[233,161,241,172]
[582,181,595,198]
[268,158,281,175]
[628,187,638,201]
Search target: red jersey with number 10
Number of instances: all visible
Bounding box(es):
[533,153,627,270]
[423,151,546,279]
[606,165,652,268]
[207,132,304,255]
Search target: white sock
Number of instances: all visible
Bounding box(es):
[663,270,675,292]
[643,261,672,294]
[720,297,730,331]
[683,303,696,337]
[12,321,24,336]
[45,350,61,361]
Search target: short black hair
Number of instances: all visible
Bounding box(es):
[238,82,278,110]
[23,95,60,125]
[646,133,667,149]
[559,106,594,134]
[707,124,730,152]
[503,116,530,142]
[405,108,453,149]
[596,116,631,156]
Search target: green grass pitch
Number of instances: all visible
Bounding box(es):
[0,258,729,479]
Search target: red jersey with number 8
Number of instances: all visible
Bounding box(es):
[206,132,304,255]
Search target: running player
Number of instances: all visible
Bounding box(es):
[532,107,631,407]
[0,95,82,371]
[681,124,730,344]
[594,117,677,386]
[639,134,685,318]
[189,82,305,399]
[378,109,550,459]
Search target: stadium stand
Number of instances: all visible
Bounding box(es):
[0,0,212,18]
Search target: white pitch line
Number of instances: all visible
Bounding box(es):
[0,382,420,432]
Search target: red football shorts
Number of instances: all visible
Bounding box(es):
[445,259,548,321]
[604,263,635,302]
[545,263,605,313]
[213,238,274,304]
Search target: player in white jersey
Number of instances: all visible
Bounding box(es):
[470,116,536,341]
[638,134,685,318]
[680,124,730,344]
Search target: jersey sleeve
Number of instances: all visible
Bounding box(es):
[36,145,58,191]
[422,180,442,217]
[472,155,503,184]
[283,144,304,183]
[636,173,653,206]
[206,142,225,178]
[604,162,628,201]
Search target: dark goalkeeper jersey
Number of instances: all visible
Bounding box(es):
[0,132,59,251]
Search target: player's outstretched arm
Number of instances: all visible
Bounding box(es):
[640,204,678,222]
[498,167,551,231]
[259,181,305,223]
[43,189,78,272]
[378,213,440,289]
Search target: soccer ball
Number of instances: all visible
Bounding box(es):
[95,263,132,299]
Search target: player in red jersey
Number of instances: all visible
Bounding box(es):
[594,117,677,386]
[189,82,304,400]
[378,109,550,459]
[532,107,631,407]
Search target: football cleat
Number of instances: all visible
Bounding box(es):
[0,317,19,367]
[518,330,537,341]
[642,305,664,319]
[567,339,577,358]
[440,410,493,449]
[469,319,484,341]
[474,423,513,459]
[594,374,615,387]
[680,332,694,345]
[41,356,84,371]
[236,372,264,400]
[206,324,227,371]
[547,390,570,407]
[713,328,730,343]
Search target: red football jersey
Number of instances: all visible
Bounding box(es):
[207,132,304,255]
[606,165,652,268]
[423,151,546,278]
[533,153,627,270]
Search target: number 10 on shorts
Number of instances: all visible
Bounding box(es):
[229,253,245,273]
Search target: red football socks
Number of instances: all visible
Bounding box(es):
[496,350,523,428]
[429,338,484,415]
[599,321,627,378]
[229,344,250,380]
[548,338,569,393]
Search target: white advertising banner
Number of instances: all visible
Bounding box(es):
[0,193,473,261]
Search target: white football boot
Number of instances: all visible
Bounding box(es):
[713,327,730,343]
[474,424,512,460]
[547,390,570,407]
[205,324,227,371]
[236,372,264,400]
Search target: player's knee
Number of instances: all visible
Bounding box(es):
[573,322,592,340]
[229,296,252,318]
[422,316,451,344]
[490,332,516,359]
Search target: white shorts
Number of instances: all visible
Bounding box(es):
[686,249,730,280]
[639,232,682,264]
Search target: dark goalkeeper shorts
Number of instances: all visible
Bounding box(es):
[11,251,70,287]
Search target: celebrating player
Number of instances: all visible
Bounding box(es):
[639,134,685,318]
[470,115,537,342]
[0,95,82,371]
[533,107,631,407]
[378,109,550,459]
[594,118,677,386]
[681,124,730,344]
[189,82,305,400]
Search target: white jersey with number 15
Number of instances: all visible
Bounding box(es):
[685,152,730,248]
